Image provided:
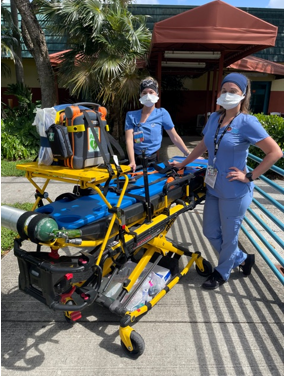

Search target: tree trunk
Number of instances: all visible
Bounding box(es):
[10,0,24,85]
[13,0,57,107]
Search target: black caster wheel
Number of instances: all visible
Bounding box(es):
[121,331,145,358]
[196,259,212,277]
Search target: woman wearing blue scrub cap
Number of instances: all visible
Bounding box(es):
[171,72,283,290]
[125,76,190,172]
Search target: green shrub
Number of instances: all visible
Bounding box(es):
[249,113,284,171]
[1,121,29,160]
[1,83,40,160]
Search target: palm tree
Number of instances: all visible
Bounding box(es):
[1,0,19,77]
[13,0,57,107]
[39,0,152,137]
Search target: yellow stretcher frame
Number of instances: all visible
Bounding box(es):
[15,161,210,358]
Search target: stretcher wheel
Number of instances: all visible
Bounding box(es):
[195,259,212,277]
[64,300,81,323]
[121,331,145,358]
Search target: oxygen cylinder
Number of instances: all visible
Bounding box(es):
[1,205,59,242]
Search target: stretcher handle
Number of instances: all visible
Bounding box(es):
[50,301,89,311]
[14,243,91,274]
[142,150,152,222]
[39,262,86,273]
[73,102,101,111]
[163,172,195,194]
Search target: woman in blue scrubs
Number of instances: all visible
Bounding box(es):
[125,77,190,171]
[171,73,283,290]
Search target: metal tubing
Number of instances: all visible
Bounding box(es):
[252,198,284,231]
[243,216,284,266]
[142,150,152,222]
[1,205,26,232]
[257,174,284,194]
[241,224,284,285]
[253,186,284,212]
[248,153,284,176]
[26,176,52,208]
[95,173,129,266]
[247,208,284,249]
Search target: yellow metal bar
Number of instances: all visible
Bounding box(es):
[26,171,88,185]
[119,326,134,351]
[123,246,157,292]
[147,235,181,254]
[86,183,112,209]
[25,176,53,209]
[31,197,43,211]
[16,162,131,186]
[186,183,189,197]
[195,255,207,273]
[148,253,198,307]
[127,253,199,321]
[95,174,129,266]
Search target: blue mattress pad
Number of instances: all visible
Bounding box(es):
[36,159,207,230]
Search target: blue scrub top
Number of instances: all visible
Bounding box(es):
[203,112,269,199]
[125,108,174,156]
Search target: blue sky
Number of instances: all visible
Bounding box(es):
[134,0,284,8]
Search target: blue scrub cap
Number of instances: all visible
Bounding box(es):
[221,73,248,94]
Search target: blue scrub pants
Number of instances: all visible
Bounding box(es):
[203,190,253,281]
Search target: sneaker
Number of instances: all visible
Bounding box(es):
[202,270,225,290]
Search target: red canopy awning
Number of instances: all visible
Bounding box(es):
[49,50,71,67]
[149,0,278,76]
[228,55,284,76]
[50,2,282,79]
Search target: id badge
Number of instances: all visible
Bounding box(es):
[205,165,218,188]
[134,130,144,143]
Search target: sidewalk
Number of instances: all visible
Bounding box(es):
[1,137,284,376]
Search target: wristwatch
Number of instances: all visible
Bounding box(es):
[246,172,254,182]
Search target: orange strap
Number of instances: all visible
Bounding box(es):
[131,170,159,177]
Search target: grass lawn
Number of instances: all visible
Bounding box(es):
[1,157,36,177]
[1,203,34,257]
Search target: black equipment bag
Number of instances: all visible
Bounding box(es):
[46,124,73,159]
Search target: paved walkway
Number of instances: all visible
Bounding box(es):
[1,136,284,376]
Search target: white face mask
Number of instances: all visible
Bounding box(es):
[216,92,245,110]
[139,93,159,107]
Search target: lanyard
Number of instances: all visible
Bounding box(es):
[135,122,145,133]
[213,112,240,160]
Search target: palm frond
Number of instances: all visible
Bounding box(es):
[41,0,151,112]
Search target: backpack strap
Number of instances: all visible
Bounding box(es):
[83,110,114,196]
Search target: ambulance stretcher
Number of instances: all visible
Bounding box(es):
[6,155,212,358]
